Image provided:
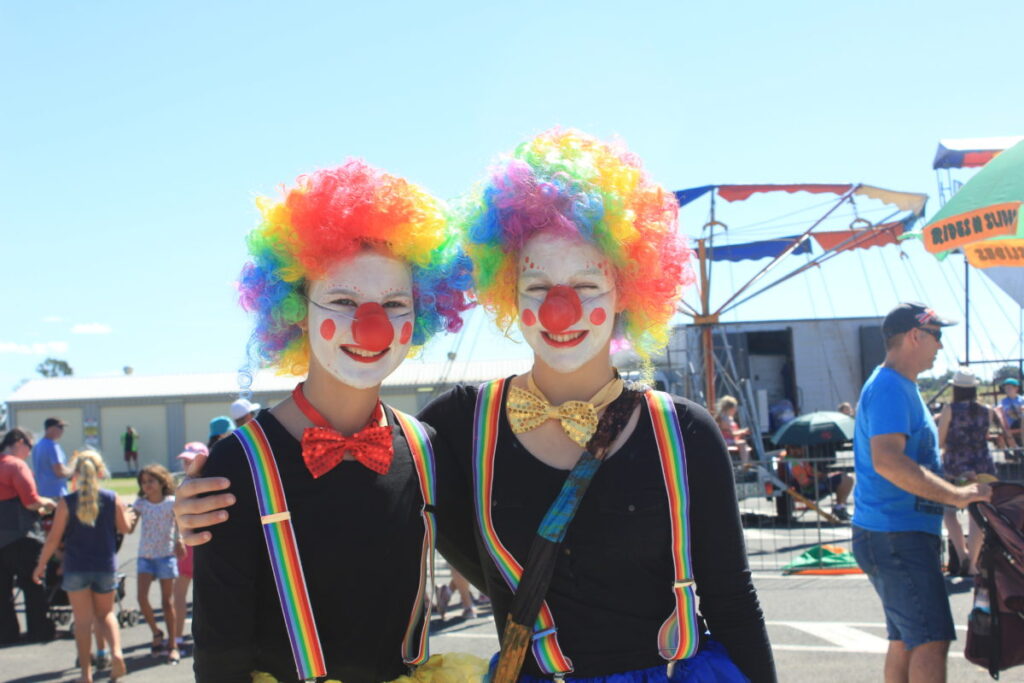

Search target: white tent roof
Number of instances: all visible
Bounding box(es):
[6,358,532,404]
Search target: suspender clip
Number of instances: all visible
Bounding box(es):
[667,660,677,677]
[532,626,557,641]
[260,511,291,525]
[673,578,695,589]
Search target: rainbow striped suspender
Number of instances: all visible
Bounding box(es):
[474,378,574,677]
[472,382,701,676]
[391,408,437,667]
[235,420,326,682]
[645,390,701,662]
[234,411,437,682]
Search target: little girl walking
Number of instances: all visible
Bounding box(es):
[129,464,185,664]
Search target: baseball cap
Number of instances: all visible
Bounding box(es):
[177,442,209,462]
[209,416,234,439]
[881,302,956,339]
[1002,377,1021,387]
[230,398,261,421]
[44,417,68,429]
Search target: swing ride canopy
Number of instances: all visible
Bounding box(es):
[674,184,927,264]
[673,181,929,405]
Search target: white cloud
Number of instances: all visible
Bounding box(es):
[0,341,70,355]
[72,323,112,335]
[42,316,63,323]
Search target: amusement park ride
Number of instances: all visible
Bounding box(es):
[674,182,927,408]
[678,135,1024,519]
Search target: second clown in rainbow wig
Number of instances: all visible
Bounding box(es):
[238,159,474,376]
[455,128,693,366]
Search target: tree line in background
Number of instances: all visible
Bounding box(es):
[919,363,1023,404]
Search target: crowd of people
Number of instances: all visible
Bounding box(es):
[1,128,1020,683]
[0,405,260,682]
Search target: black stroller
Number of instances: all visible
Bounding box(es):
[965,482,1024,679]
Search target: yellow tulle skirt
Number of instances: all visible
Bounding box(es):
[252,652,489,683]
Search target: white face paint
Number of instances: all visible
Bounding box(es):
[517,233,618,374]
[306,251,415,390]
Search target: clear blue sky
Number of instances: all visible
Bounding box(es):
[4,1,1023,396]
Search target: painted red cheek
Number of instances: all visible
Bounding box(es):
[319,319,336,341]
[522,309,536,326]
[589,307,607,326]
[400,321,413,345]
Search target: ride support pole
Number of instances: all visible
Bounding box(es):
[702,325,715,409]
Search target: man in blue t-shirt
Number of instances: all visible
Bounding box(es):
[31,417,75,498]
[852,302,992,683]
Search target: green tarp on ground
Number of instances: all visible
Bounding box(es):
[782,543,863,575]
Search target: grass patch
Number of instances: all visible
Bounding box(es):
[107,476,139,498]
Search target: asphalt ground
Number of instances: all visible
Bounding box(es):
[2,522,1002,682]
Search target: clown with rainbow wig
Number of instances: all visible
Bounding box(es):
[186,160,485,683]
[416,129,775,682]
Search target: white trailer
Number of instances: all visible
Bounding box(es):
[651,315,885,431]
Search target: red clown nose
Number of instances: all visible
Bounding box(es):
[352,303,394,352]
[538,285,583,333]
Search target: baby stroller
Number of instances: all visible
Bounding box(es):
[965,482,1024,679]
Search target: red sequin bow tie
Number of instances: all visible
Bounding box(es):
[300,424,394,478]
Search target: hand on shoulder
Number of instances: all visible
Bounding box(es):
[174,442,237,546]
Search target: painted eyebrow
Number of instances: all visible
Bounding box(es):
[322,287,361,296]
[572,267,606,277]
[321,287,413,298]
[519,270,549,279]
[520,267,607,279]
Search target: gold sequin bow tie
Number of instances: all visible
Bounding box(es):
[506,373,625,448]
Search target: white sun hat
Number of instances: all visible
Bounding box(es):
[949,366,981,388]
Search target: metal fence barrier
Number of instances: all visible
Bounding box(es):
[734,449,1024,572]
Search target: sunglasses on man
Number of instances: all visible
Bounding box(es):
[918,327,942,343]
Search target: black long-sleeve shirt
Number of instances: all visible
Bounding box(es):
[420,382,777,682]
[193,408,449,683]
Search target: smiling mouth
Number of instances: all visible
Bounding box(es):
[341,345,390,363]
[541,330,588,348]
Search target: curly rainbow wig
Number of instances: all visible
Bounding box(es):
[238,160,473,375]
[455,128,693,364]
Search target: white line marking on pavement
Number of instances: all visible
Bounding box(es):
[752,572,868,580]
[766,621,966,657]
[774,621,890,653]
[771,644,965,659]
[767,621,966,630]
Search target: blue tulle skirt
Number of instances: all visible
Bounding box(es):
[486,641,748,682]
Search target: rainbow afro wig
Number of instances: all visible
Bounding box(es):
[239,159,473,375]
[455,128,693,364]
